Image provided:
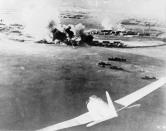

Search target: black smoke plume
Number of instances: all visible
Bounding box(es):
[65,26,74,39]
[48,22,93,46]
[52,28,67,42]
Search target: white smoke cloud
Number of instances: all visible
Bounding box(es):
[0,0,62,40]
[101,18,114,30]
[21,0,61,40]
[74,23,85,37]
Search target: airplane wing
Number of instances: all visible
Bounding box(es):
[114,77,166,107]
[86,116,115,127]
[37,112,93,131]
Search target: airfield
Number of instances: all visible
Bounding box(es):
[0,38,166,131]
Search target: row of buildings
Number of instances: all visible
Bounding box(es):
[88,29,150,37]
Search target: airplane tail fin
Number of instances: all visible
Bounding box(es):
[86,91,118,127]
[106,91,118,117]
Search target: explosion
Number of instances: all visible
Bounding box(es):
[19,0,93,46]
[47,22,93,46]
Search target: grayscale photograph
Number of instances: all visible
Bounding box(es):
[0,0,166,131]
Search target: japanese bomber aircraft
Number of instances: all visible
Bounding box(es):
[38,77,166,131]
